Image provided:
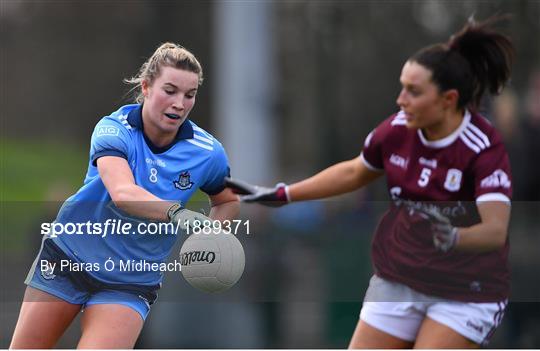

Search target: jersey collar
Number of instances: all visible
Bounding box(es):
[126,104,194,141]
[417,110,471,148]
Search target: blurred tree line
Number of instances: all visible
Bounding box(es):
[2,1,538,191]
[1,0,212,144]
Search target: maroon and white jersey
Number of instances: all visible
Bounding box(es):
[361,110,512,302]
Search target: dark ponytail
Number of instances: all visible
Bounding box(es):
[411,16,515,111]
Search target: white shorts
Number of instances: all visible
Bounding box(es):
[359,275,506,345]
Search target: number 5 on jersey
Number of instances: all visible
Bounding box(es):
[418,167,431,187]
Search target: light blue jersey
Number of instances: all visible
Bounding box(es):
[52,104,230,285]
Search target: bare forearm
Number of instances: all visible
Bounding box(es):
[288,159,381,201]
[454,202,511,253]
[112,184,173,221]
[456,222,508,252]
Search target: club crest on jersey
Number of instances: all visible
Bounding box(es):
[444,169,462,192]
[173,171,194,190]
[40,260,56,280]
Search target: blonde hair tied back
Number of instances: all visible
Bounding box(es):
[124,42,203,104]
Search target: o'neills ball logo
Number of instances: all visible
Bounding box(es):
[180,251,216,265]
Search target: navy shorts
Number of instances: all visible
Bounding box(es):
[25,238,159,320]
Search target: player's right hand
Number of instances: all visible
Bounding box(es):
[167,203,211,231]
[224,177,290,207]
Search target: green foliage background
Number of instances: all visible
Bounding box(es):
[0,139,87,252]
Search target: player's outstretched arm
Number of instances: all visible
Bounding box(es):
[226,157,382,206]
[288,157,382,201]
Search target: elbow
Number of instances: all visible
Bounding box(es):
[482,226,508,250]
[109,185,137,210]
[492,228,508,249]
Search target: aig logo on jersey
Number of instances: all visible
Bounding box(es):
[96,125,119,137]
[444,169,462,192]
[173,171,194,190]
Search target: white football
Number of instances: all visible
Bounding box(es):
[179,231,245,293]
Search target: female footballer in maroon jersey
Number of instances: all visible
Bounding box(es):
[226,17,514,348]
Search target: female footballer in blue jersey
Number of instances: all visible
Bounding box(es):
[10,43,239,348]
[226,17,514,348]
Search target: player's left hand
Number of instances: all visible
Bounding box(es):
[224,177,290,207]
[415,205,459,252]
[167,203,211,231]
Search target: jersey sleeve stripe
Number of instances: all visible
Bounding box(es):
[459,134,481,153]
[360,153,383,172]
[463,128,487,150]
[192,126,213,139]
[121,121,132,130]
[476,193,511,205]
[186,139,214,151]
[193,133,214,145]
[117,114,133,130]
[467,123,491,147]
